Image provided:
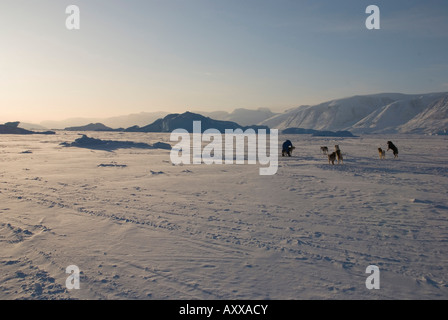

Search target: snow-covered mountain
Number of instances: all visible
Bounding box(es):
[398,94,448,134]
[259,92,448,134]
[197,108,278,126]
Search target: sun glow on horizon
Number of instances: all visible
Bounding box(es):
[1,1,448,124]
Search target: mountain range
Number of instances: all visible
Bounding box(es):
[197,108,278,126]
[259,92,448,134]
[40,111,170,130]
[8,92,448,135]
[124,112,270,133]
[38,108,277,130]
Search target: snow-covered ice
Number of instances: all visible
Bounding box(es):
[1,132,447,299]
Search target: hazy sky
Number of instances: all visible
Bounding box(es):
[1,0,448,122]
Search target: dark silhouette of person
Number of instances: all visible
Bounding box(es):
[282,140,294,157]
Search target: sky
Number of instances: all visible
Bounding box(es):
[1,0,448,123]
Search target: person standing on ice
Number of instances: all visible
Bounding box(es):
[282,140,295,157]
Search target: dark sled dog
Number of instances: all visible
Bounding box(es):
[328,152,336,165]
[282,140,295,157]
[320,146,329,155]
[334,145,343,164]
[387,141,398,158]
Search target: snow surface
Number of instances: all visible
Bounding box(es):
[1,132,448,300]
